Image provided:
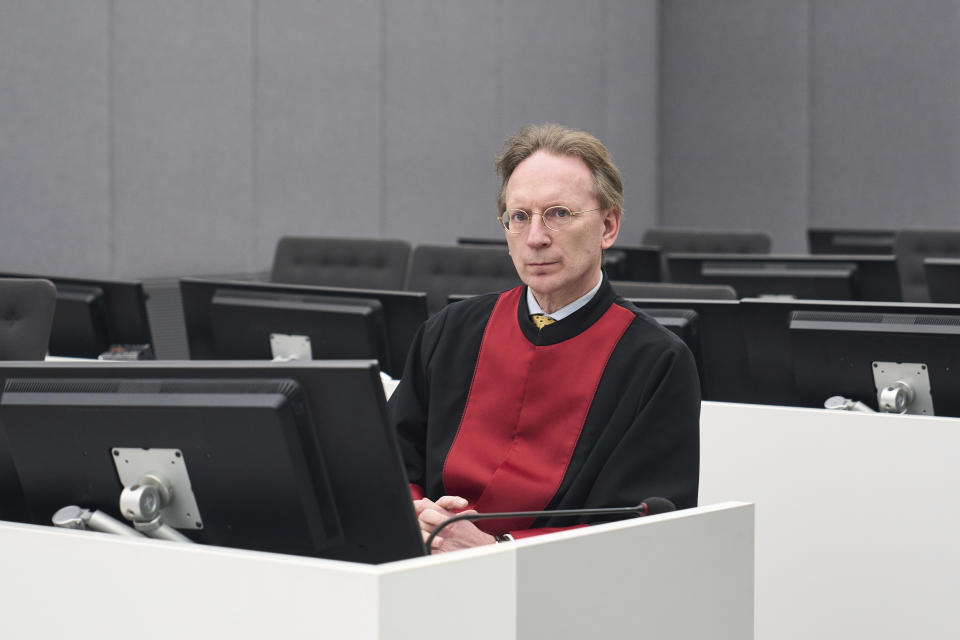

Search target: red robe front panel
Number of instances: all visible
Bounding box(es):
[442,286,634,532]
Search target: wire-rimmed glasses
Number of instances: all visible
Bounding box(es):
[497,206,601,233]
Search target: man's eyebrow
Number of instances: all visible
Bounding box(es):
[506,202,567,212]
[505,194,574,209]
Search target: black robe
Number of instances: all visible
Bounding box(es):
[387,277,700,538]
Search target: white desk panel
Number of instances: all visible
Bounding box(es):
[700,401,960,640]
[0,503,752,639]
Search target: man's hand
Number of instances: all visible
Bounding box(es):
[414,495,497,553]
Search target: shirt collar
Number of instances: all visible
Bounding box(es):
[526,276,603,322]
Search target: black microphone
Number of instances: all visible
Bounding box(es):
[424,497,676,554]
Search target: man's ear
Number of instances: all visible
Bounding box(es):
[600,208,621,250]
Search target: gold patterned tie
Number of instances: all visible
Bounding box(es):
[531,313,556,330]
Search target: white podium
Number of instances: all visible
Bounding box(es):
[0,502,752,639]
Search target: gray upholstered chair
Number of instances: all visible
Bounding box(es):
[642,228,771,254]
[894,229,960,302]
[270,236,412,290]
[405,244,521,314]
[612,281,738,300]
[0,278,57,360]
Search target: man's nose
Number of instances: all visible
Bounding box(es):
[525,213,551,245]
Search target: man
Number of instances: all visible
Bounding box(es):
[388,123,700,553]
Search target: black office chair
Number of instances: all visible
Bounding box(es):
[642,228,771,254]
[271,236,412,290]
[405,244,521,315]
[894,229,960,302]
[612,281,738,300]
[0,278,57,360]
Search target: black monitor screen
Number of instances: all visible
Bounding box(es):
[208,288,389,369]
[0,272,152,358]
[739,298,960,408]
[665,254,902,302]
[807,228,896,255]
[0,361,424,564]
[626,298,750,403]
[457,237,507,246]
[181,278,427,378]
[924,257,960,303]
[1,376,341,556]
[699,260,857,299]
[456,239,660,282]
[608,245,662,282]
[49,283,109,356]
[788,310,960,417]
[634,308,703,387]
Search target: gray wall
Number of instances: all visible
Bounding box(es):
[660,0,960,252]
[5,0,960,277]
[0,0,658,280]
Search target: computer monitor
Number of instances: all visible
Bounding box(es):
[0,272,153,358]
[788,309,960,416]
[456,238,657,281]
[677,259,857,299]
[0,360,424,564]
[807,228,896,255]
[924,257,960,303]
[738,298,960,409]
[607,245,662,282]
[188,285,389,369]
[1,376,341,555]
[629,307,702,385]
[665,254,902,301]
[181,278,427,378]
[625,299,750,403]
[457,237,507,246]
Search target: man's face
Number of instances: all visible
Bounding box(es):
[503,150,620,311]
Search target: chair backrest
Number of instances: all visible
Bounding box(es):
[0,278,57,360]
[612,280,738,300]
[642,228,771,254]
[270,236,412,290]
[894,229,960,302]
[405,244,521,314]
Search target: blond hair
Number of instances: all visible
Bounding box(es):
[495,123,623,215]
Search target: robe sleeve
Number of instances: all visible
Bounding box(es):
[528,336,701,534]
[386,310,448,492]
[583,338,701,512]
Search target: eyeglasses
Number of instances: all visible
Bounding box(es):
[497,206,601,233]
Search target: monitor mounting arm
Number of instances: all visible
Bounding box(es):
[119,472,194,543]
[52,505,145,538]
